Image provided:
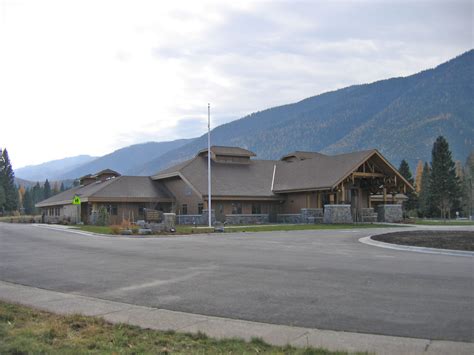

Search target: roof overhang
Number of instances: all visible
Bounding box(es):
[331,150,415,191]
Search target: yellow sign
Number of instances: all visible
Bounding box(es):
[72,196,81,205]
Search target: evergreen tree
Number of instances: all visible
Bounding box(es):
[32,182,44,212]
[398,159,417,213]
[0,185,6,213]
[429,136,461,219]
[460,152,474,218]
[60,182,65,192]
[43,179,52,200]
[0,149,18,212]
[22,188,34,215]
[418,162,431,217]
[398,160,413,184]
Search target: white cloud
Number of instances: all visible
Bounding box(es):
[0,0,471,169]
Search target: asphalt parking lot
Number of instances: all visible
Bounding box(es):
[0,223,472,342]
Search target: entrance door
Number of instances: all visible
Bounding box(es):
[351,189,361,222]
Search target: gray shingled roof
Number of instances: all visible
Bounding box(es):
[153,149,382,197]
[272,150,376,192]
[36,176,171,207]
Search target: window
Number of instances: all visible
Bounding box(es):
[181,204,188,215]
[107,204,118,215]
[251,203,261,214]
[198,203,204,215]
[231,202,242,214]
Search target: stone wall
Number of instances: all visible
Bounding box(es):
[277,214,302,224]
[301,208,323,223]
[361,208,378,223]
[323,204,353,224]
[225,214,269,225]
[377,204,403,223]
[177,210,215,225]
[177,214,206,225]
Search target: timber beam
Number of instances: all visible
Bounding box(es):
[352,172,385,178]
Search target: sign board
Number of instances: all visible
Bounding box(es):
[72,196,81,205]
[144,209,162,222]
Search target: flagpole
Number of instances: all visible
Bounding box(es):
[207,103,212,227]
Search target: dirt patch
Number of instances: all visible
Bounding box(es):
[372,230,474,251]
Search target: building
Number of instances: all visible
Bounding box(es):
[36,146,413,225]
[36,169,172,224]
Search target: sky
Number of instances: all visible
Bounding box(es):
[0,0,472,169]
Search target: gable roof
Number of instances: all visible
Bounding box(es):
[153,156,278,198]
[153,147,414,198]
[36,176,171,208]
[272,150,376,192]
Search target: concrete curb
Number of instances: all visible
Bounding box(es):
[359,236,474,257]
[0,280,472,354]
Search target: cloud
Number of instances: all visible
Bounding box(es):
[0,0,472,168]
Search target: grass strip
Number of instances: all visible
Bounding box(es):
[0,301,365,354]
[74,223,399,236]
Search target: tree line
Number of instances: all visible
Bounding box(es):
[0,147,67,216]
[398,136,473,219]
[2,136,473,219]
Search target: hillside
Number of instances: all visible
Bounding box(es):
[59,139,193,179]
[15,155,96,181]
[137,50,473,175]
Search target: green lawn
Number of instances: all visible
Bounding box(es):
[0,301,364,355]
[74,223,399,236]
[412,219,474,226]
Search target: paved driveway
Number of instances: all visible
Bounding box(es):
[0,223,472,342]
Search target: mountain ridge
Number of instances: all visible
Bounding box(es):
[15,50,474,179]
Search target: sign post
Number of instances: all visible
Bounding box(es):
[72,195,81,224]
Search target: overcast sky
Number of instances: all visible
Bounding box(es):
[0,0,472,169]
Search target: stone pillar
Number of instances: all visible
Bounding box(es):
[377,204,403,223]
[323,204,353,224]
[163,213,176,231]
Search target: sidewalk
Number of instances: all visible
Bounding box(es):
[0,280,472,354]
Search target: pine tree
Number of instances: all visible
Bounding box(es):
[43,179,52,200]
[0,185,6,213]
[414,160,423,193]
[32,182,44,211]
[398,159,417,213]
[429,136,461,219]
[398,160,413,183]
[0,149,18,212]
[22,188,34,215]
[60,182,65,192]
[418,162,431,217]
[460,152,474,218]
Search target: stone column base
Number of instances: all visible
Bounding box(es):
[323,205,353,224]
[377,204,403,223]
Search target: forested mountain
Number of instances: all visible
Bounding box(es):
[15,50,473,180]
[137,50,473,175]
[14,155,96,181]
[58,139,193,179]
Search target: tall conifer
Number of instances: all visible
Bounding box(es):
[0,149,18,212]
[429,136,460,218]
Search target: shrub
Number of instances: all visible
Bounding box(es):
[110,225,121,235]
